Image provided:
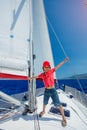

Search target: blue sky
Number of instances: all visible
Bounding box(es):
[44,0,87,78]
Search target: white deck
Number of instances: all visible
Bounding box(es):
[0,90,87,130]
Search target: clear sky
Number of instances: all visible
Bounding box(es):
[44,0,87,79]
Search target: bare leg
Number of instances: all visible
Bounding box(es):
[58,105,67,127]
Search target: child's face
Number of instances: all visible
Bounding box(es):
[43,66,51,72]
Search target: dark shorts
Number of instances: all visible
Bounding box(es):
[44,88,61,107]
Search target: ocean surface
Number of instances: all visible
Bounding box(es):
[0,79,87,95]
[58,79,87,94]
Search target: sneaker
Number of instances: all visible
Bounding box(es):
[39,111,45,117]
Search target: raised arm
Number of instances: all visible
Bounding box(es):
[55,57,69,71]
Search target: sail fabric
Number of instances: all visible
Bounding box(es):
[0,0,29,60]
[32,0,54,75]
[0,0,54,77]
[0,0,30,75]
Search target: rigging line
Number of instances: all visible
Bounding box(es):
[46,16,85,94]
[68,105,87,126]
[0,98,13,104]
[66,125,77,130]
[46,17,67,58]
[33,110,40,130]
[0,107,12,110]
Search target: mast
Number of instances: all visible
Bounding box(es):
[28,0,36,112]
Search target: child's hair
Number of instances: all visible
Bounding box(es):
[42,66,51,71]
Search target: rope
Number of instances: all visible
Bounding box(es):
[68,105,87,126]
[0,98,12,104]
[46,17,67,58]
[33,110,40,130]
[46,16,85,94]
[66,125,77,130]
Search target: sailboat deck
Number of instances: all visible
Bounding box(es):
[0,90,87,130]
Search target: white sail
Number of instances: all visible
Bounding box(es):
[0,0,30,76]
[0,0,54,77]
[0,0,30,58]
[32,0,54,75]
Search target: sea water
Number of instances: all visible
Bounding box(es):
[0,79,87,95]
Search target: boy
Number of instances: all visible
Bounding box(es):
[29,57,69,127]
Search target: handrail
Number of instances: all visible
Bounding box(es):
[65,85,87,107]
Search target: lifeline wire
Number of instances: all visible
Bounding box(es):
[46,16,85,94]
